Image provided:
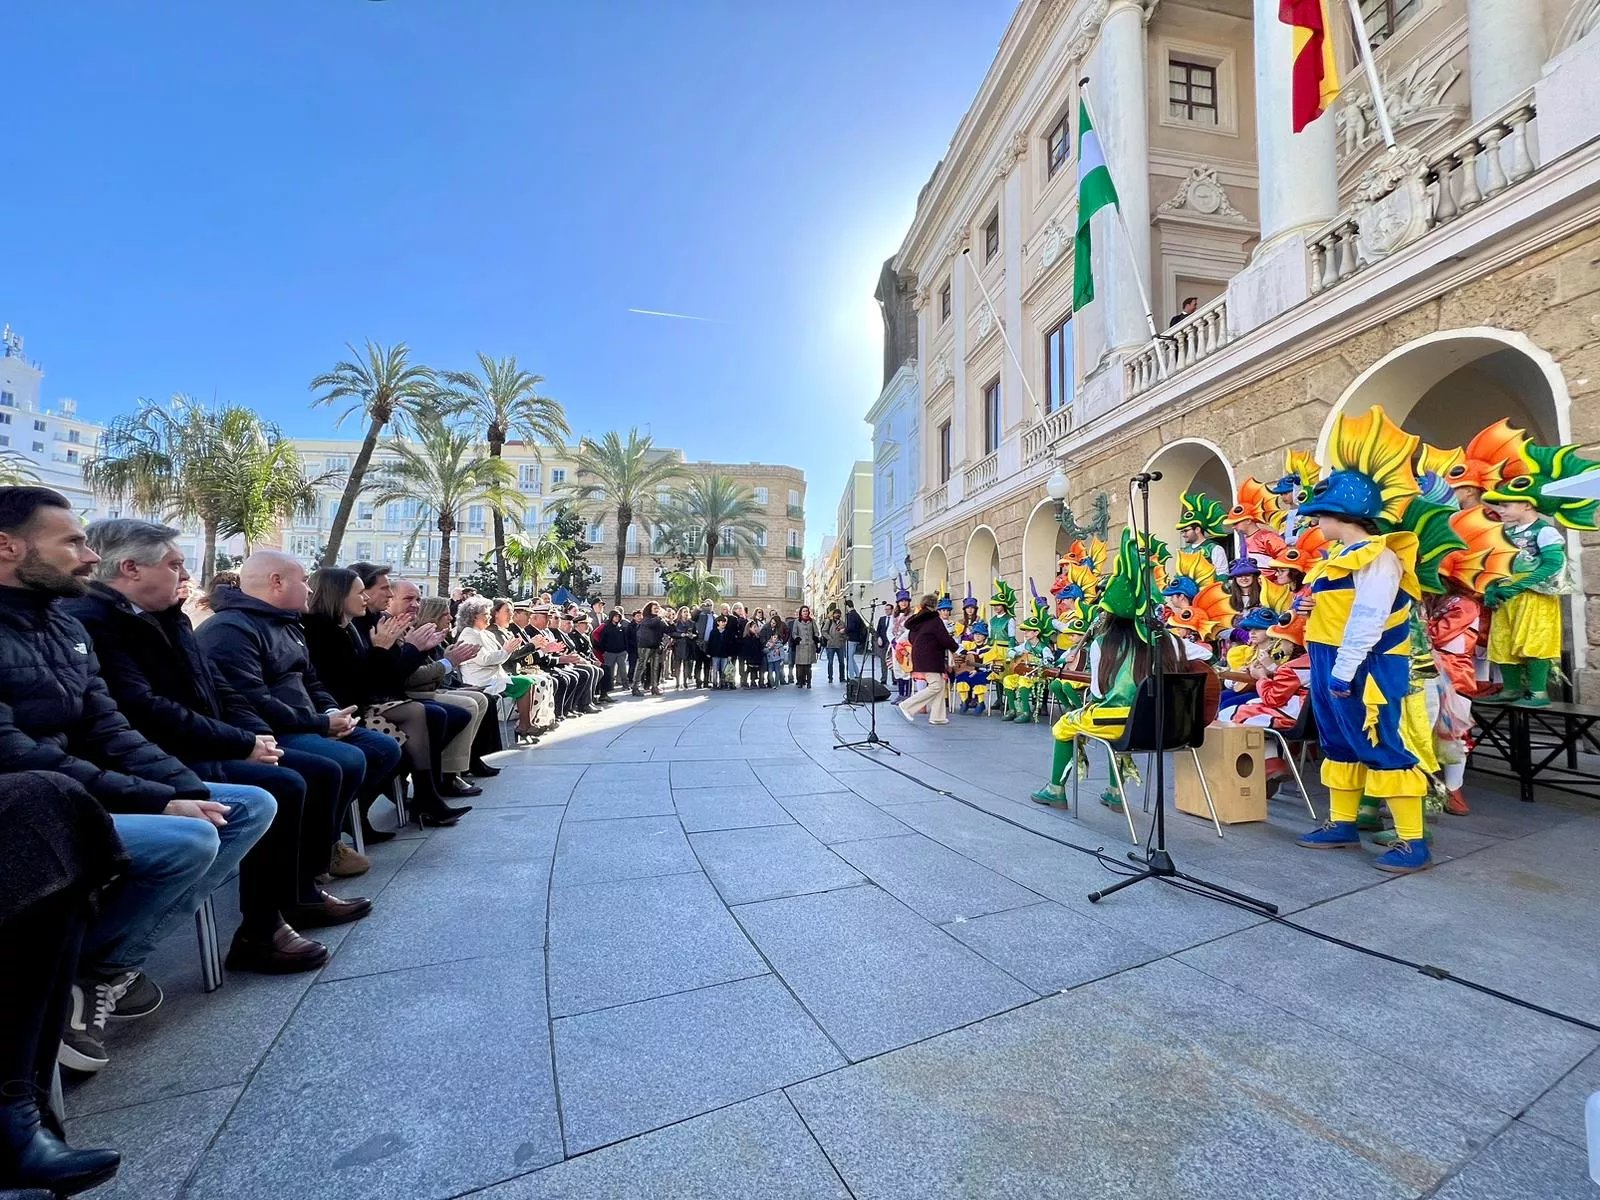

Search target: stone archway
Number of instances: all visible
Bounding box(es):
[923,544,950,597]
[1021,500,1073,602]
[965,525,1001,608]
[1137,438,1238,551]
[1323,326,1584,673]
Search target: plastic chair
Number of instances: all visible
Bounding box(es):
[1072,671,1221,843]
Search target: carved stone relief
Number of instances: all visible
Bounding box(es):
[1336,52,1465,168]
[1155,165,1248,223]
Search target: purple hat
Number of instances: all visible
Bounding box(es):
[894,573,911,603]
[1227,557,1260,578]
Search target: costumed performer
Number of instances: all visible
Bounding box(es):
[986,579,1019,716]
[1479,441,1599,706]
[1176,493,1232,577]
[1294,405,1433,873]
[1223,476,1288,565]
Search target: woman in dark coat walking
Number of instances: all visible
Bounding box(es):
[899,595,959,724]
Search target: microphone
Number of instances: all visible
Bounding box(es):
[1132,471,1164,483]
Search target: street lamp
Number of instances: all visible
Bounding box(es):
[1045,460,1069,501]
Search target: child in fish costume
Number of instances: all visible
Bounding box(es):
[1479,442,1599,706]
[1175,492,1232,577]
[1224,476,1288,565]
[1295,406,1454,874]
[1002,584,1059,723]
[986,579,1020,715]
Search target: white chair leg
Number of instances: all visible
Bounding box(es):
[1267,730,1318,820]
[393,776,410,828]
[348,805,365,856]
[1092,743,1139,845]
[195,895,224,993]
[1188,747,1225,838]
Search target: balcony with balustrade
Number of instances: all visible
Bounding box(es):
[785,545,804,559]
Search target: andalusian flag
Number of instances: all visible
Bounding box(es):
[1073,97,1118,310]
[1281,0,1340,132]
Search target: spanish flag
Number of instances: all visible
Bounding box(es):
[1280,0,1340,132]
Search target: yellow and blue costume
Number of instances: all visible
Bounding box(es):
[1296,406,1438,873]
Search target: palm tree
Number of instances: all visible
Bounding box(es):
[310,340,444,568]
[366,415,522,596]
[446,353,570,595]
[655,473,766,571]
[84,397,318,586]
[503,525,574,596]
[560,429,687,606]
[218,427,330,554]
[0,449,39,486]
[665,566,723,608]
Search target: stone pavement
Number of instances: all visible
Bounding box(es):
[64,681,1600,1199]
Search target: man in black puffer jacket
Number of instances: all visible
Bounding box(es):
[0,488,276,1076]
[69,520,374,978]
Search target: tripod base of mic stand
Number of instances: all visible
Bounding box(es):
[1087,847,1278,914]
[833,731,901,756]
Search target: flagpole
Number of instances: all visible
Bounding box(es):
[960,249,1048,425]
[1078,78,1164,344]
[1341,0,1395,147]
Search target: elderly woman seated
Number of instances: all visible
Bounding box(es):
[454,596,542,743]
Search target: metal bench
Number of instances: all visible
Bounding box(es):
[1469,699,1600,802]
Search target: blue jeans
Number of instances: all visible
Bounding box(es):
[824,646,845,680]
[279,727,402,817]
[844,642,865,679]
[85,783,277,972]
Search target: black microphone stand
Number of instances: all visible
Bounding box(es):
[831,598,900,755]
[1087,474,1275,913]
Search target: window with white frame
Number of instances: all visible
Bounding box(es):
[656,487,671,508]
[291,536,318,559]
[787,489,800,508]
[1159,41,1237,135]
[32,420,45,432]
[754,486,769,505]
[752,568,767,587]
[786,569,799,588]
[357,501,373,522]
[1045,108,1071,177]
[0,413,10,425]
[1045,314,1074,414]
[587,521,604,544]
[720,567,734,588]
[550,468,566,485]
[326,455,350,472]
[0,392,13,407]
[355,541,373,561]
[755,528,767,549]
[625,523,638,553]
[382,543,400,565]
[519,464,542,493]
[787,529,800,549]
[621,565,637,595]
[467,505,485,533]
[653,568,667,595]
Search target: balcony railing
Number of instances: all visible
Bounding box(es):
[786,585,803,600]
[518,480,542,494]
[1309,92,1538,295]
[785,545,803,559]
[717,582,738,597]
[716,545,738,558]
[964,451,999,496]
[1126,294,1231,400]
[926,483,948,517]
[621,581,639,596]
[1022,405,1073,466]
[787,504,803,518]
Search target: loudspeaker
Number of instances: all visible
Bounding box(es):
[1176,723,1267,824]
[845,678,891,705]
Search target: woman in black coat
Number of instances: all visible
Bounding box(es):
[741,610,769,688]
[0,771,123,1195]
[302,569,469,827]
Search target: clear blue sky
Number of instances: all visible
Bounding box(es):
[5,0,1013,549]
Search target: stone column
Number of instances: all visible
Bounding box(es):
[1001,145,1028,428]
[1251,0,1339,250]
[1468,0,1545,119]
[1095,0,1155,351]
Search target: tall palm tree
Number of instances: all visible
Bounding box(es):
[310,340,444,568]
[665,566,723,608]
[366,415,522,596]
[560,429,687,607]
[445,353,570,596]
[0,449,39,486]
[84,397,318,586]
[655,473,766,571]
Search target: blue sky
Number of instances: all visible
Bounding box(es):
[5,0,1013,548]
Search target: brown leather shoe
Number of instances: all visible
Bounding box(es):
[327,842,370,878]
[286,890,373,929]
[225,922,329,974]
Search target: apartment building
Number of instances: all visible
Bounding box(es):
[284,440,807,606]
[881,0,1600,697]
[835,460,874,609]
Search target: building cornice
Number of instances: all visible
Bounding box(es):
[864,359,920,425]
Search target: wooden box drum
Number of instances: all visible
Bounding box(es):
[1176,723,1267,824]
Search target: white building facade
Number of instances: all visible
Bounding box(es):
[888,0,1600,697]
[867,359,921,600]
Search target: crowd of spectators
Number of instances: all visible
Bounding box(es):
[0,482,873,1193]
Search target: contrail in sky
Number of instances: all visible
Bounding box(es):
[627,307,725,323]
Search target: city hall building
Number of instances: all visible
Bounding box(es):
[878,0,1600,696]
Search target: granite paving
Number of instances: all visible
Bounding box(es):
[64,681,1600,1198]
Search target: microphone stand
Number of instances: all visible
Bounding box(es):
[831,598,900,755]
[1087,473,1274,913]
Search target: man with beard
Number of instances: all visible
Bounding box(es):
[0,489,277,1074]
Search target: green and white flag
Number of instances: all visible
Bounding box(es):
[1074,96,1119,310]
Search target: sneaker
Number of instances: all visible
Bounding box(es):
[328,842,370,878]
[58,981,113,1074]
[929,718,950,725]
[1374,839,1433,873]
[1099,789,1124,810]
[1031,787,1067,807]
[898,701,916,723]
[1296,820,1362,849]
[106,970,163,1020]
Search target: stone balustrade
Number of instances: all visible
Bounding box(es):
[1124,294,1231,399]
[963,452,999,495]
[1309,92,1539,294]
[925,483,948,517]
[1022,405,1072,466]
